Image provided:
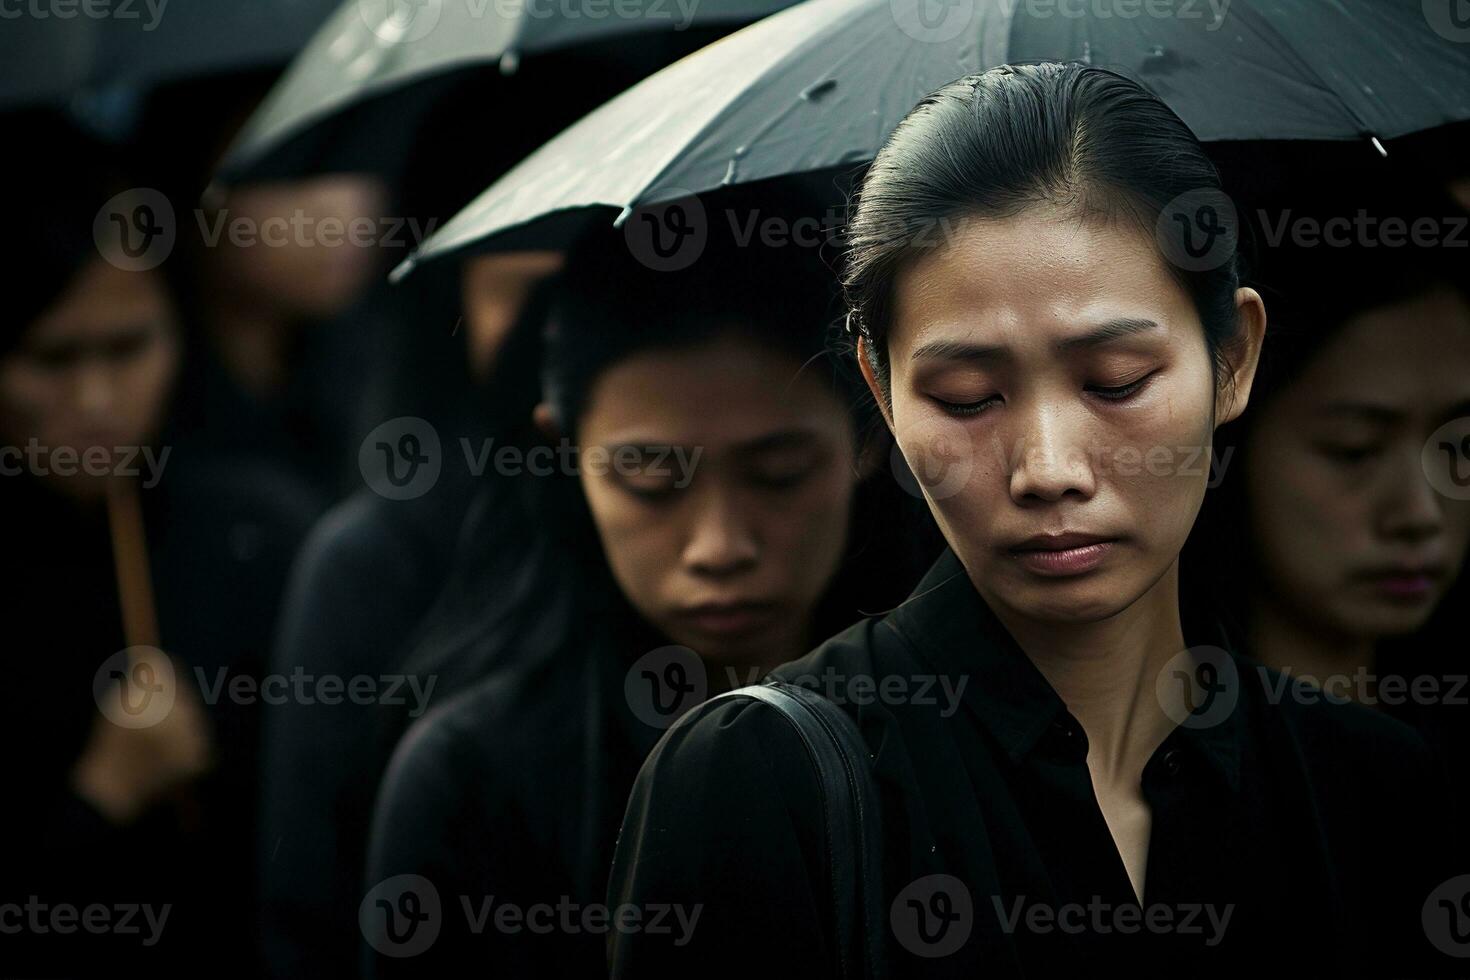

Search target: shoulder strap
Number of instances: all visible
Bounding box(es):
[708,680,888,979]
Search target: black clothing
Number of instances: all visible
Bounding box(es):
[609,547,1467,977]
[259,281,556,978]
[164,297,386,506]
[360,470,942,978]
[363,612,662,978]
[1377,602,1470,827]
[258,487,470,980]
[3,458,317,977]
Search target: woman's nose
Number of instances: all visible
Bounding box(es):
[71,360,116,417]
[681,485,760,577]
[1378,444,1446,543]
[1006,404,1097,504]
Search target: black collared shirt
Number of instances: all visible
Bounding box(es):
[609,548,1466,977]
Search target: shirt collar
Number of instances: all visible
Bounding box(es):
[884,547,1243,792]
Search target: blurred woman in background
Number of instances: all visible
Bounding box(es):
[361,221,941,977]
[1,111,313,977]
[139,70,392,504]
[1199,185,1470,814]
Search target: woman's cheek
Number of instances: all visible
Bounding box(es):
[896,408,985,503]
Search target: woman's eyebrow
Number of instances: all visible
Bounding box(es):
[602,440,691,455]
[909,318,1162,364]
[909,338,1008,364]
[732,429,823,455]
[1056,317,1163,352]
[600,430,822,456]
[1439,398,1470,427]
[1315,402,1401,425]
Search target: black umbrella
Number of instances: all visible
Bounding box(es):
[216,0,800,182]
[392,0,1470,275]
[0,0,338,110]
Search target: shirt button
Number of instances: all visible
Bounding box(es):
[1163,749,1184,776]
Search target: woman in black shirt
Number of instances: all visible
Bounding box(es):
[608,63,1466,976]
[361,221,941,977]
[1195,185,1470,821]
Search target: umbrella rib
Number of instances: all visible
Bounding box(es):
[617,0,882,216]
[1231,0,1375,139]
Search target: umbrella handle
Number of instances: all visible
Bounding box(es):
[106,479,159,650]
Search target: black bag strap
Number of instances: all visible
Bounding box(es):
[707,680,888,979]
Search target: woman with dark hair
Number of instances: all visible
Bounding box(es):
[360,218,940,977]
[607,64,1463,976]
[258,40,769,976]
[1196,183,1470,816]
[1,111,316,977]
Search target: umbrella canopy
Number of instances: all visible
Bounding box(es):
[0,0,338,110]
[217,0,800,182]
[393,0,1470,275]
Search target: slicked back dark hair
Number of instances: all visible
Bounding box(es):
[843,62,1244,400]
[543,212,860,441]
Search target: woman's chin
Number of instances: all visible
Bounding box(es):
[994,575,1147,627]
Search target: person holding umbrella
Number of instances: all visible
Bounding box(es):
[607,63,1464,976]
[0,110,319,978]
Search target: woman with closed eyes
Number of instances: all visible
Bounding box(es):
[360,220,940,978]
[607,63,1465,978]
[1196,184,1470,825]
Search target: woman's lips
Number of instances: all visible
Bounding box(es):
[676,601,779,636]
[1011,540,1111,578]
[1358,569,1443,601]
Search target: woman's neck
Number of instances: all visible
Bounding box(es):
[1249,588,1377,703]
[204,303,294,396]
[197,258,297,396]
[988,559,1187,785]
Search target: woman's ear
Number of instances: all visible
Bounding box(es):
[1215,287,1267,427]
[856,336,894,430]
[532,402,561,442]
